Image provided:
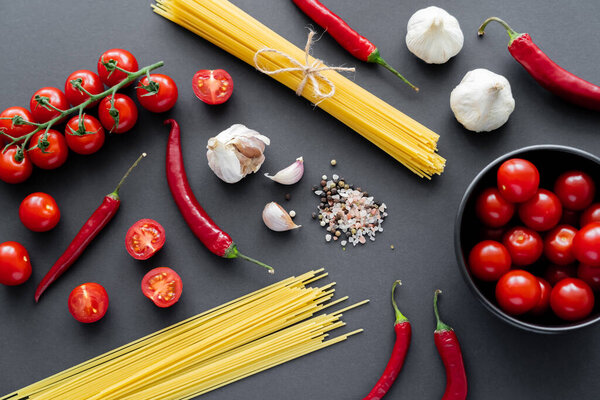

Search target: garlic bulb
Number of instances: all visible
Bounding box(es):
[262,202,301,232]
[405,6,464,64]
[450,69,515,132]
[264,157,304,185]
[206,124,270,183]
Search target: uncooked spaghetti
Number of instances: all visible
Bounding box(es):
[152,0,446,179]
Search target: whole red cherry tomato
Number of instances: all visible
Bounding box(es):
[502,226,543,266]
[29,87,69,123]
[125,219,166,260]
[554,171,595,211]
[192,69,234,105]
[518,189,562,231]
[0,107,36,141]
[97,49,138,87]
[476,188,515,228]
[468,240,511,281]
[530,278,552,316]
[577,264,600,291]
[141,267,183,308]
[573,222,600,266]
[497,158,539,203]
[0,146,33,184]
[495,270,541,315]
[136,74,178,113]
[0,241,32,286]
[64,70,105,108]
[581,203,600,227]
[550,278,594,321]
[68,282,109,323]
[19,192,60,232]
[28,130,69,170]
[544,264,577,286]
[98,94,138,134]
[544,225,577,265]
[65,115,105,155]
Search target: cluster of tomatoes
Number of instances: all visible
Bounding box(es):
[469,158,600,322]
[0,48,178,184]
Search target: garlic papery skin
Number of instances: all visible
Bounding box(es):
[264,157,304,185]
[206,124,270,183]
[405,6,464,64]
[450,68,515,132]
[262,202,301,232]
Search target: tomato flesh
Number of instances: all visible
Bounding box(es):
[68,282,109,323]
[126,219,165,260]
[192,69,233,105]
[19,192,60,232]
[141,267,182,308]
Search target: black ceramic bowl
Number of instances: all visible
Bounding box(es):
[455,145,600,333]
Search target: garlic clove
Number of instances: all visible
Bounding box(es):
[262,202,301,231]
[264,157,304,185]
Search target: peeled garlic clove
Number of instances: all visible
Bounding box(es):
[264,157,304,185]
[262,202,301,231]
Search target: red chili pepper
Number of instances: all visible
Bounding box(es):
[362,280,411,400]
[478,17,600,110]
[34,153,146,302]
[164,119,273,273]
[292,0,418,91]
[434,290,467,400]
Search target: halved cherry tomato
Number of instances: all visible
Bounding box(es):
[136,74,178,113]
[64,70,105,108]
[468,240,511,281]
[98,94,138,134]
[544,225,577,265]
[495,269,541,315]
[65,115,105,155]
[141,267,182,308]
[554,171,595,211]
[577,264,600,291]
[68,282,109,323]
[497,158,539,203]
[518,189,562,231]
[28,130,69,170]
[0,107,36,142]
[97,49,138,87]
[0,241,32,286]
[29,87,69,123]
[19,192,60,232]
[502,226,543,266]
[125,219,166,260]
[573,222,600,266]
[581,203,600,227]
[544,264,577,286]
[530,278,552,316]
[475,188,515,228]
[0,146,33,184]
[192,69,234,105]
[550,278,594,321]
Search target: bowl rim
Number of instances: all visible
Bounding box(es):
[454,144,600,334]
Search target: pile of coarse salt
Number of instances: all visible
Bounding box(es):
[312,174,387,247]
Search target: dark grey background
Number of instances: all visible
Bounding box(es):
[1,0,599,399]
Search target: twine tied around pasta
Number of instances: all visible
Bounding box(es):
[253,30,355,104]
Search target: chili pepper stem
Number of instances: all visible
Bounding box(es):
[368,50,419,92]
[108,153,147,199]
[225,244,274,274]
[477,17,522,44]
[391,280,408,324]
[434,289,453,332]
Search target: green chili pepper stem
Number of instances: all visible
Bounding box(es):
[478,17,522,45]
[226,244,274,274]
[108,153,147,199]
[368,49,419,92]
[434,289,453,332]
[391,280,409,324]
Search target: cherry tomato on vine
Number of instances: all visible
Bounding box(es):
[495,269,541,315]
[581,203,600,227]
[544,225,577,265]
[550,278,594,321]
[0,107,36,142]
[19,192,60,232]
[475,187,515,228]
[544,264,577,286]
[577,264,600,291]
[65,115,105,155]
[554,171,595,211]
[518,189,562,231]
[136,74,178,113]
[141,267,183,308]
[97,49,138,87]
[573,222,600,266]
[530,278,552,316]
[64,70,105,108]
[0,241,31,286]
[125,219,166,260]
[29,87,69,124]
[28,130,69,170]
[468,240,511,281]
[98,94,138,134]
[497,158,540,203]
[68,282,109,323]
[502,226,543,266]
[0,146,32,184]
[192,69,234,105]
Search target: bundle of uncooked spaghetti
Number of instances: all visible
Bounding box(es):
[2,270,366,400]
[152,0,445,178]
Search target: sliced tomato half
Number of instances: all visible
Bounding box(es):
[141,267,182,308]
[192,69,233,105]
[125,219,166,260]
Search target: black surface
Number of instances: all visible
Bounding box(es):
[1,1,600,399]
